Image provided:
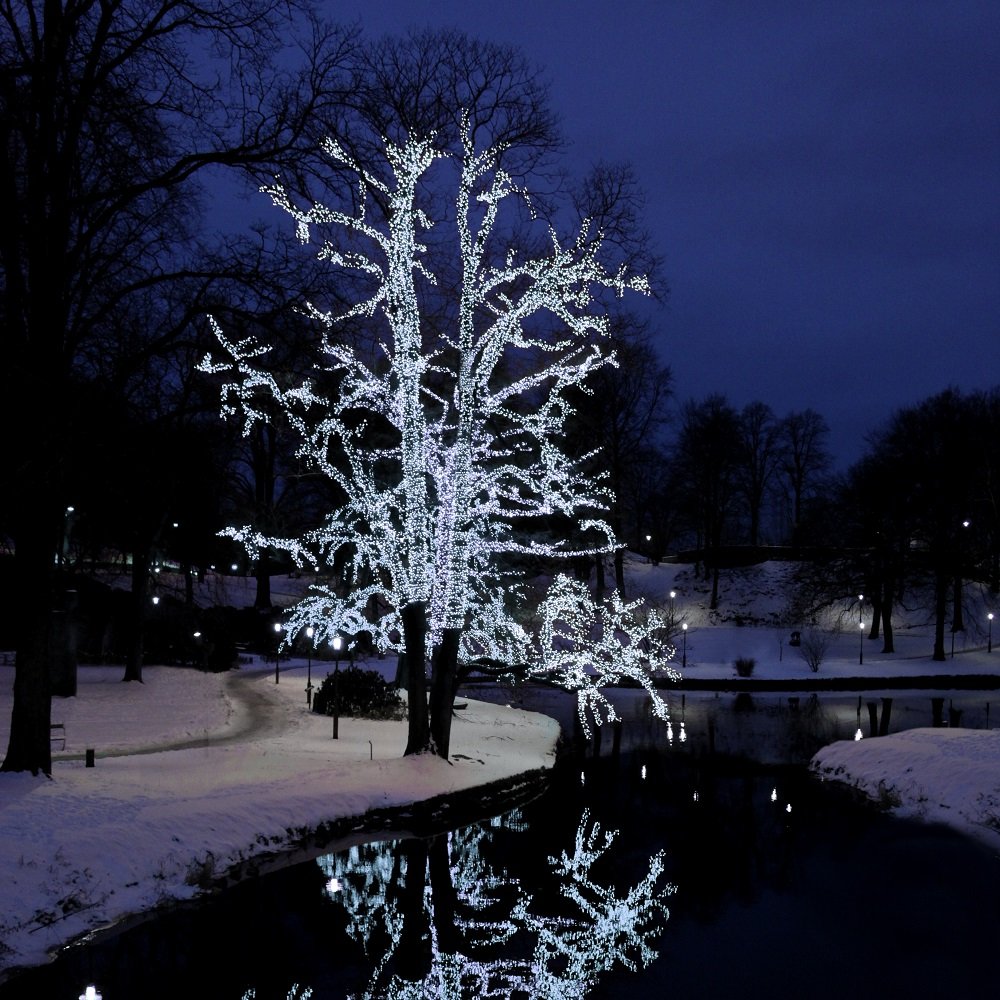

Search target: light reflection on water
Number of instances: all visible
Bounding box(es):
[2,689,999,999]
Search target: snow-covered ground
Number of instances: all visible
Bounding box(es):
[1,556,998,982]
[0,658,559,981]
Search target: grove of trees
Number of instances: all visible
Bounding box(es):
[2,1,996,774]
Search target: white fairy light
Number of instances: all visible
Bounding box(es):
[200,117,671,728]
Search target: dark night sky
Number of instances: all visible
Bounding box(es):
[307,1,999,469]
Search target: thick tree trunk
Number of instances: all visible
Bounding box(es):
[402,601,430,755]
[254,551,272,610]
[2,517,57,775]
[429,627,461,760]
[932,566,948,661]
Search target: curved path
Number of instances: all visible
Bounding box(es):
[55,669,294,762]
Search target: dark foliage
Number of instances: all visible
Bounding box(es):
[312,665,405,720]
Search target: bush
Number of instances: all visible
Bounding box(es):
[798,630,829,673]
[734,656,755,678]
[312,665,405,720]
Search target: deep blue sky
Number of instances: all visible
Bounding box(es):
[322,1,998,469]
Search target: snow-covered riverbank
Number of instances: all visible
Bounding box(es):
[0,662,559,981]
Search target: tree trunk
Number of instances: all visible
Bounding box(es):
[429,627,461,760]
[880,573,895,654]
[952,574,964,632]
[254,551,272,610]
[123,545,150,682]
[594,554,605,595]
[2,515,57,775]
[932,565,948,661]
[402,601,430,755]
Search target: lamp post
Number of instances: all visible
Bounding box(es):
[332,635,343,739]
[273,622,282,683]
[645,534,652,563]
[669,590,676,622]
[305,626,314,706]
[859,620,864,665]
[989,612,994,653]
[681,622,687,669]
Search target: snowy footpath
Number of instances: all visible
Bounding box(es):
[0,662,560,981]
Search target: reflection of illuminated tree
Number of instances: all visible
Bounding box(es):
[315,806,674,998]
[241,986,312,999]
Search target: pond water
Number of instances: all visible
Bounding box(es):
[2,689,998,999]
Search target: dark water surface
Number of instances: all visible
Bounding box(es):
[2,689,998,999]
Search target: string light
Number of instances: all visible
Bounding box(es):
[199,118,672,721]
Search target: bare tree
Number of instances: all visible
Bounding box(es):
[779,408,831,548]
[736,401,782,547]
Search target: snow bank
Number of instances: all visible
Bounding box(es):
[811,728,1000,851]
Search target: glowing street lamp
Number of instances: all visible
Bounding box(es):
[273,622,282,683]
[305,626,315,706]
[681,622,688,669]
[989,612,994,653]
[332,635,343,739]
[859,620,864,665]
[669,590,676,619]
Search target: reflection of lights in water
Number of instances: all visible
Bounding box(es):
[679,721,687,743]
[666,722,673,744]
[786,804,792,813]
[327,877,342,893]
[641,764,647,780]
[770,788,777,803]
[693,790,699,803]
[241,988,313,1000]
[581,771,586,787]
[79,988,102,1000]
[855,728,864,741]
[314,805,675,998]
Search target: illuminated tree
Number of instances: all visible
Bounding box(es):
[203,119,676,757]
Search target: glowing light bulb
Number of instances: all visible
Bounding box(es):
[771,787,777,802]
